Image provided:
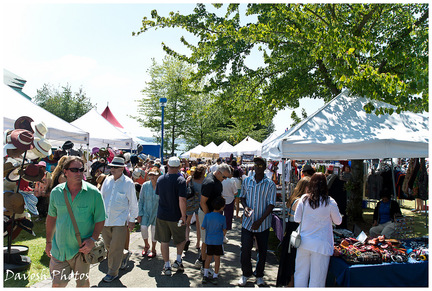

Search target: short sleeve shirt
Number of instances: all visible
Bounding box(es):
[48,181,106,261]
[200,172,222,212]
[155,173,187,222]
[240,174,276,232]
[202,212,227,245]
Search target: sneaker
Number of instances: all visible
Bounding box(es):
[256,277,265,287]
[102,274,118,283]
[162,266,172,276]
[172,260,185,271]
[194,258,203,269]
[120,251,131,270]
[202,275,209,284]
[211,276,218,285]
[201,266,214,277]
[238,275,249,287]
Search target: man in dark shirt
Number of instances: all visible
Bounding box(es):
[155,157,187,276]
[195,163,232,272]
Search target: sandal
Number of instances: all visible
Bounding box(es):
[142,246,150,256]
[147,251,156,258]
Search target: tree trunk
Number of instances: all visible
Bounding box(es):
[346,159,364,223]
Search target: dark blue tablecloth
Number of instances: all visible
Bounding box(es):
[328,256,428,287]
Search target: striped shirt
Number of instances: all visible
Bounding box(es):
[240,174,276,232]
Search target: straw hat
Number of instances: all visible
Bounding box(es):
[108,156,126,167]
[4,191,25,215]
[33,137,52,158]
[31,121,48,139]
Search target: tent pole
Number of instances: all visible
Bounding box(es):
[281,159,286,234]
[390,158,397,201]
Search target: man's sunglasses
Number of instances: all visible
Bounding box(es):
[66,167,85,173]
[254,164,265,168]
[109,166,123,169]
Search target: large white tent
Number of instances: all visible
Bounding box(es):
[202,142,219,154]
[233,136,262,156]
[3,85,89,147]
[71,109,134,149]
[218,141,235,158]
[262,90,429,160]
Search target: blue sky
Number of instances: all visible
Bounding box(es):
[3,2,324,140]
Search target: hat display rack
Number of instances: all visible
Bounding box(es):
[3,116,52,272]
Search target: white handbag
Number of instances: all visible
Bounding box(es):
[288,200,305,253]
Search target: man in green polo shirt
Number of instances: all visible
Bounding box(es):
[45,156,106,287]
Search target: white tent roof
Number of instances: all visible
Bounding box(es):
[71,109,133,149]
[179,150,191,159]
[3,85,89,147]
[233,136,262,156]
[262,90,429,160]
[262,132,279,145]
[202,142,219,153]
[217,141,234,158]
[190,144,205,154]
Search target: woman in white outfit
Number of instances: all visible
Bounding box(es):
[294,172,342,287]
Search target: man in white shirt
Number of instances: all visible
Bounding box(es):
[210,158,222,173]
[100,156,138,283]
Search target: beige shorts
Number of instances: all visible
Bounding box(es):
[49,252,90,287]
[155,218,186,245]
[198,209,206,244]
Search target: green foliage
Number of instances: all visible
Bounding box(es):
[134,4,428,117]
[33,84,94,122]
[290,108,308,128]
[132,56,274,153]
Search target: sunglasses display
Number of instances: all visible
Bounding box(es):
[67,167,85,173]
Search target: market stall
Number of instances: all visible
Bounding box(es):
[261,90,429,287]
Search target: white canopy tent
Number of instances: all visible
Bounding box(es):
[202,142,219,154]
[262,90,429,160]
[233,136,262,156]
[71,109,134,150]
[262,132,279,147]
[189,144,205,159]
[3,85,89,147]
[217,141,235,158]
[262,89,429,235]
[179,150,191,159]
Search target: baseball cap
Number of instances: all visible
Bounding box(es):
[253,156,266,164]
[168,157,180,167]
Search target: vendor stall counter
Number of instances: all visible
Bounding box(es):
[327,255,428,287]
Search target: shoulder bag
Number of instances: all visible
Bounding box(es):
[63,189,106,264]
[288,198,305,253]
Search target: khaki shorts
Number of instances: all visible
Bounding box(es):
[49,252,90,287]
[198,209,206,244]
[155,218,186,245]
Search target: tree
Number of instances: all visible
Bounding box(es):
[134,4,428,117]
[33,83,94,122]
[290,108,308,128]
[133,56,197,156]
[135,3,428,222]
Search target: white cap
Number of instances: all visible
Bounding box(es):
[168,157,180,167]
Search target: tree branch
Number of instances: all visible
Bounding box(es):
[353,5,381,36]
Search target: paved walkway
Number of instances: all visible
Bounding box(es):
[32,217,280,288]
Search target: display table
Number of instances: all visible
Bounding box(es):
[327,256,428,287]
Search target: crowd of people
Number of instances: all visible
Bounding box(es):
[16,148,409,288]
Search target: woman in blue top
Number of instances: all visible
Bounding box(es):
[369,187,402,238]
[137,167,161,258]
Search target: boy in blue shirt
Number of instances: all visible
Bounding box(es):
[201,196,227,285]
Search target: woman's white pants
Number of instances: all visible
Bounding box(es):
[294,247,330,287]
[140,225,156,242]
